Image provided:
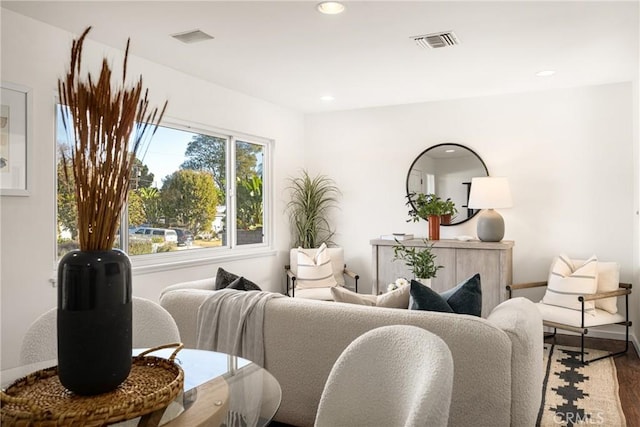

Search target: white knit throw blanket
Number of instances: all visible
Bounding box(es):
[195,289,282,367]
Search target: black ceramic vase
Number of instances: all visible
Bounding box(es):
[57,249,132,395]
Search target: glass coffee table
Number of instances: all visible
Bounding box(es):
[1,348,282,427]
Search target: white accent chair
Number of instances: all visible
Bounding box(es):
[507,281,632,364]
[314,325,454,427]
[20,297,181,364]
[285,247,359,300]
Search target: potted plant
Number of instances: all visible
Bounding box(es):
[441,198,458,225]
[286,170,340,248]
[392,239,443,287]
[57,27,166,395]
[406,192,445,240]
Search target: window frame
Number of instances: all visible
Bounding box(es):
[55,112,276,274]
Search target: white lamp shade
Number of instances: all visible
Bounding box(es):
[468,177,513,209]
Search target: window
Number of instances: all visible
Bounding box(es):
[56,107,271,263]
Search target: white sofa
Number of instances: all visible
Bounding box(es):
[160,281,543,427]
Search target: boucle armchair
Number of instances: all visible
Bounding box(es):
[20,297,180,364]
[315,325,453,427]
[285,246,359,299]
[507,255,632,364]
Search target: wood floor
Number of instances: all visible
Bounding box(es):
[271,335,640,427]
[548,334,640,427]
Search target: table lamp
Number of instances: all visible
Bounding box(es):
[468,177,512,242]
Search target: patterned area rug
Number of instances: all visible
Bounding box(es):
[538,344,626,427]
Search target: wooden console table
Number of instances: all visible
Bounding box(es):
[370,238,514,317]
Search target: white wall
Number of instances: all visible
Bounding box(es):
[305,83,638,344]
[2,9,638,370]
[0,10,305,369]
[633,78,639,355]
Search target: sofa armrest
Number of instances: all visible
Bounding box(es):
[159,278,217,300]
[487,297,543,427]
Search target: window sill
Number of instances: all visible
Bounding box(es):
[130,246,277,275]
[50,246,276,286]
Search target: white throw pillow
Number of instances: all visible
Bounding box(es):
[574,259,620,314]
[296,243,338,289]
[542,255,598,314]
[331,286,410,309]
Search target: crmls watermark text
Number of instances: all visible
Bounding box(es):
[554,411,605,425]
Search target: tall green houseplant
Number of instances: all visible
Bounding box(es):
[286,170,340,248]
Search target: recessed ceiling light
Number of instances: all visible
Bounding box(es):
[320,95,335,102]
[317,1,345,15]
[536,70,556,77]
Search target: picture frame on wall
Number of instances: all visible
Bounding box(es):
[0,82,32,196]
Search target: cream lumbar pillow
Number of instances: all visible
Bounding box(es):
[330,287,377,306]
[376,285,411,308]
[296,243,338,289]
[573,259,620,314]
[331,285,410,309]
[542,255,598,314]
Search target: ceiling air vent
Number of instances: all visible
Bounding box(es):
[412,31,459,49]
[171,29,214,44]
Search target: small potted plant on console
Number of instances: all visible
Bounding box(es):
[406,193,445,240]
[392,239,443,287]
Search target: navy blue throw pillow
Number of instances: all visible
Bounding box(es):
[410,273,482,317]
[409,281,454,313]
[215,267,239,290]
[227,276,262,291]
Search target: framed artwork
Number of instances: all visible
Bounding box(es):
[1,82,32,196]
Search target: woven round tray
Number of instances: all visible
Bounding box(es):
[1,342,185,426]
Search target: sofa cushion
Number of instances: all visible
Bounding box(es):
[410,274,482,317]
[331,285,410,309]
[227,276,262,291]
[296,243,338,289]
[541,255,598,314]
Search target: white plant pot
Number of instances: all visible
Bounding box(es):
[415,278,432,288]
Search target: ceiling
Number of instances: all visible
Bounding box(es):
[3,1,638,113]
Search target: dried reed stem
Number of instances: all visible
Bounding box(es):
[58,27,167,251]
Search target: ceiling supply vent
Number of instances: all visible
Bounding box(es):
[412,31,459,49]
[171,29,214,44]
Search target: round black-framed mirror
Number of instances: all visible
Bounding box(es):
[406,143,488,226]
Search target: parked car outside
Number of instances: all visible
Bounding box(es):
[132,227,178,244]
[173,228,194,246]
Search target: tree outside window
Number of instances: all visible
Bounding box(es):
[57,109,269,258]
